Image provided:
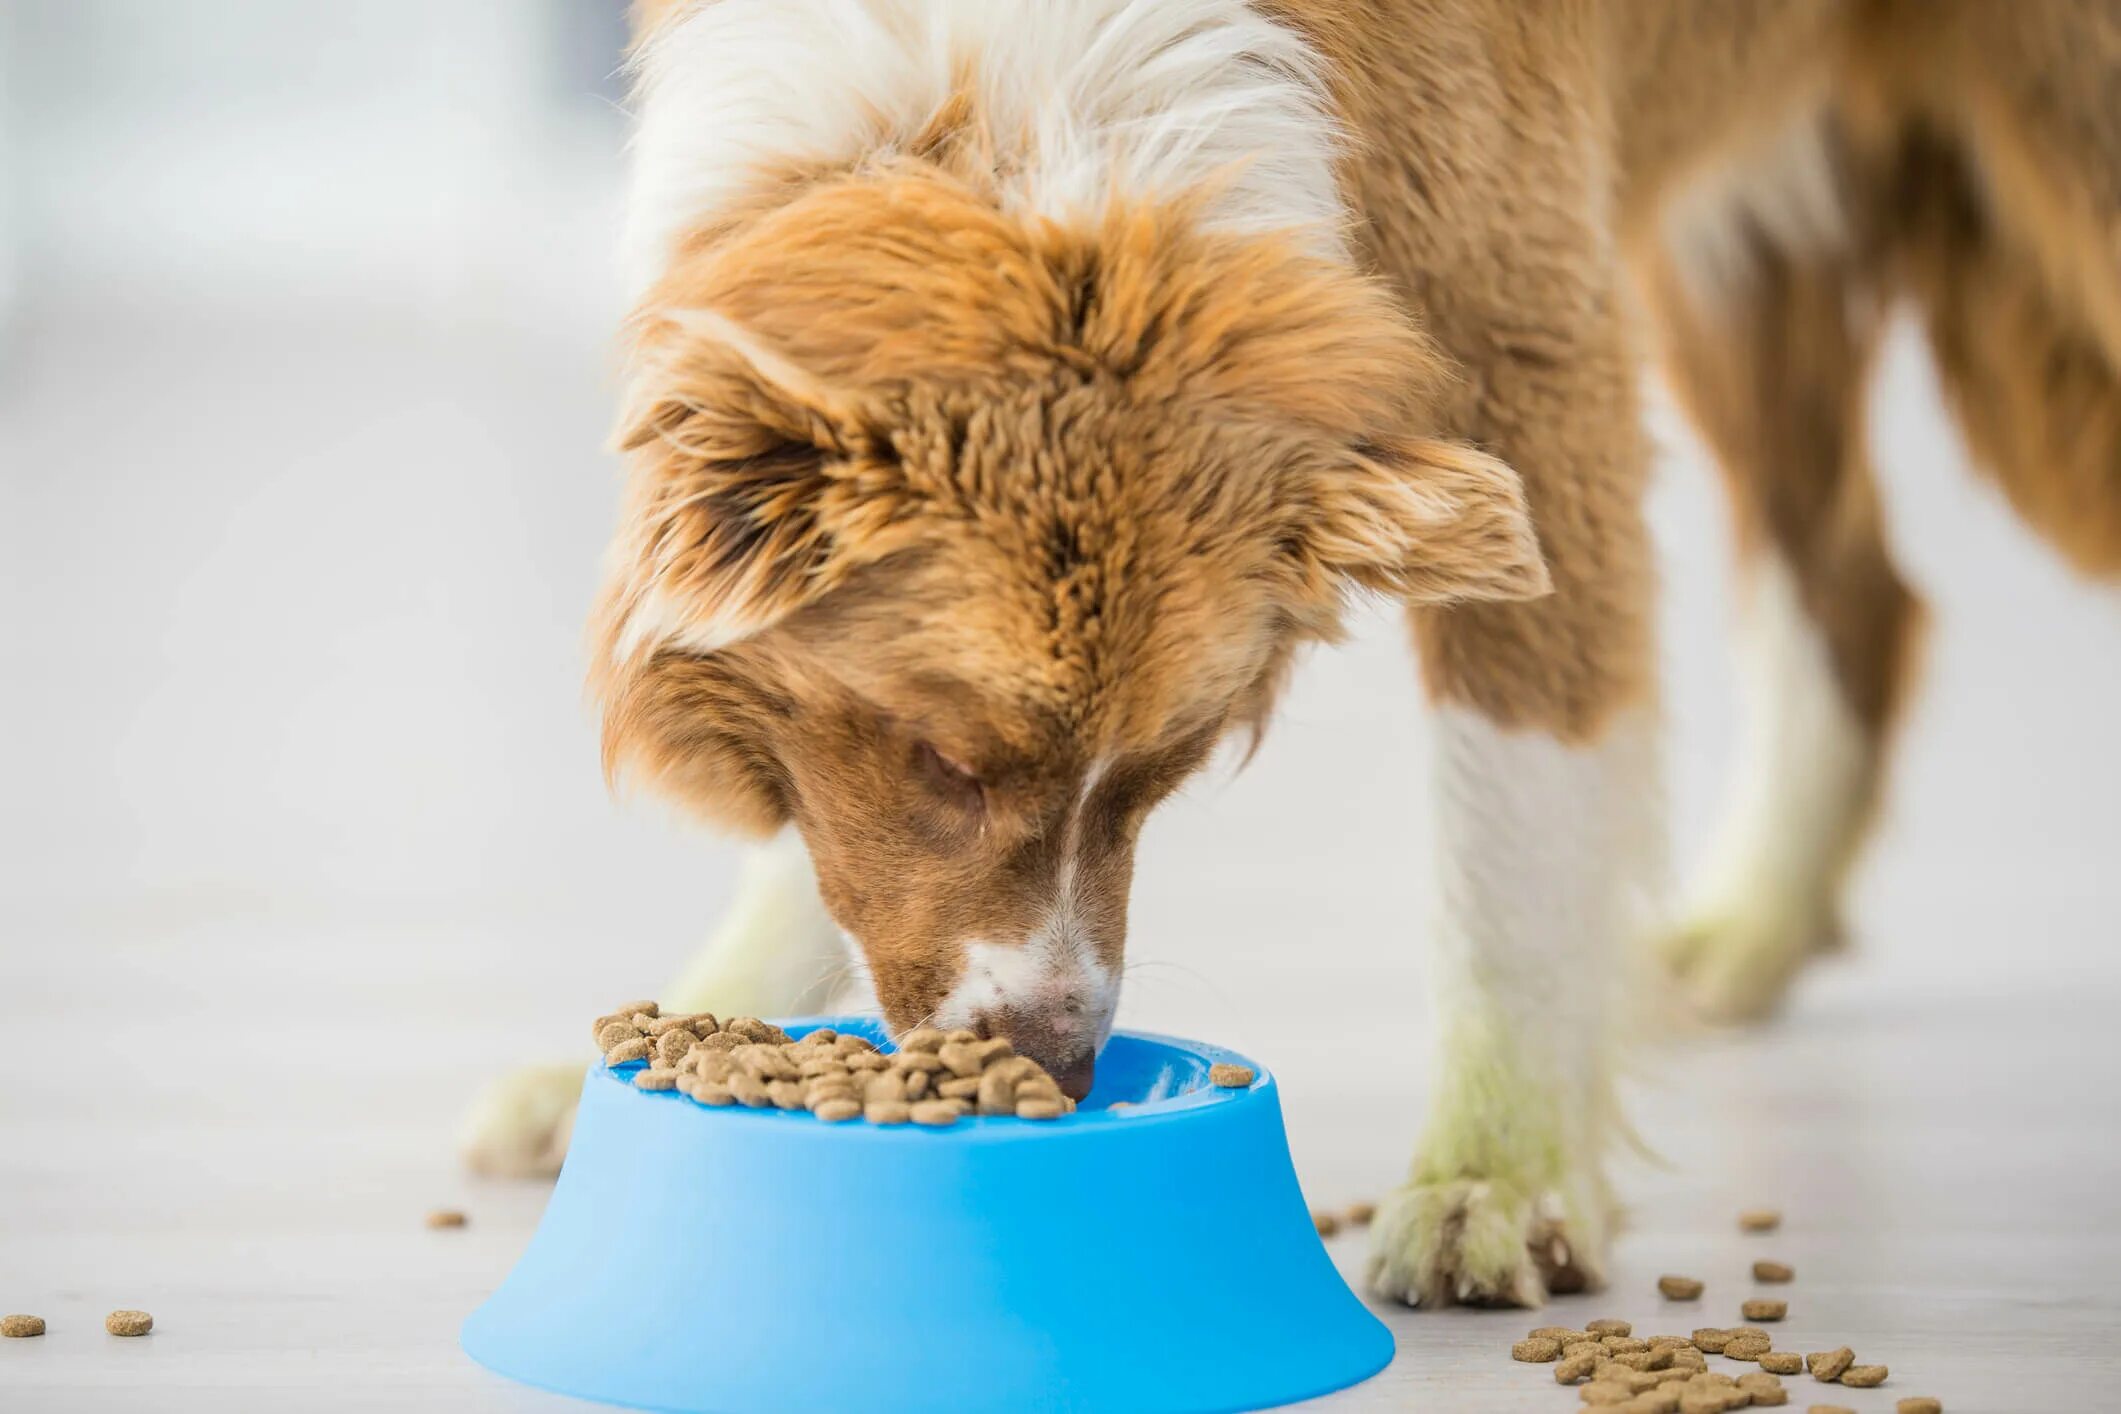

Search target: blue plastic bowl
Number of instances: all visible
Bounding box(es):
[463,1017,1391,1413]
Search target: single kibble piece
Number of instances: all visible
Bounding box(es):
[1615,1350,1673,1372]
[1741,1298,1787,1321]
[1752,1260,1794,1283]
[1659,1275,1705,1300]
[812,1097,860,1122]
[1692,1328,1732,1353]
[1746,1383,1791,1406]
[605,1037,653,1066]
[1208,1062,1254,1088]
[1838,1365,1888,1389]
[1723,1334,1772,1361]
[633,1067,680,1091]
[1738,1208,1782,1234]
[1578,1383,1634,1407]
[595,1019,637,1049]
[1345,1200,1376,1226]
[1313,1211,1342,1238]
[909,1100,961,1127]
[104,1310,153,1337]
[1528,1326,1578,1342]
[1555,1353,1599,1384]
[864,1099,912,1125]
[1,1315,45,1338]
[1586,1318,1633,1337]
[1806,1348,1854,1382]
[1562,1340,1604,1359]
[1895,1400,1941,1414]
[1512,1337,1561,1362]
[1807,1407,1855,1414]
[425,1208,468,1229]
[1604,1336,1649,1353]
[1759,1352,1803,1375]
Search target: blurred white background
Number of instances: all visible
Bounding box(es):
[1,6,2117,1407]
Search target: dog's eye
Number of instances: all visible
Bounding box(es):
[913,740,985,812]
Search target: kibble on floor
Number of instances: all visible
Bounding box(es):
[1839,1364,1889,1388]
[1741,1298,1787,1321]
[1738,1208,1783,1233]
[1,1314,45,1338]
[1760,1351,1803,1375]
[1808,1347,1855,1382]
[104,1310,152,1337]
[424,1209,467,1229]
[1658,1274,1705,1300]
[1752,1259,1794,1282]
[1895,1399,1943,1414]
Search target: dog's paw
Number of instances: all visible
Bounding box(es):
[1366,1178,1605,1310]
[458,1062,585,1179]
[1658,900,1843,1022]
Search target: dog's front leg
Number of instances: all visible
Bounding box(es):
[459,833,849,1176]
[1368,303,1660,1308]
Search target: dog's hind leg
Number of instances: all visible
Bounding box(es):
[458,833,849,1177]
[1368,270,1660,1309]
[1637,129,1924,1023]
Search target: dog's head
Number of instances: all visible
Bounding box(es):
[595,171,1546,1094]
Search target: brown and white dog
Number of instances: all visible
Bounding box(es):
[464,0,2121,1308]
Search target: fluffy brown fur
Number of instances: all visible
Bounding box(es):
[595,169,1545,1041]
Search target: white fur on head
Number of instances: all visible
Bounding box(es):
[623,0,1348,293]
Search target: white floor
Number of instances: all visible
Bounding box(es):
[5,267,2119,1411]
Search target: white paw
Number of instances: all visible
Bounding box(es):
[1366,1175,1607,1310]
[458,1062,585,1179]
[1659,898,1843,1022]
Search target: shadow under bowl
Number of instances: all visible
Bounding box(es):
[463,1018,1391,1413]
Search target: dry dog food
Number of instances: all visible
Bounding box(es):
[1658,1275,1705,1300]
[1512,1336,1562,1362]
[1752,1260,1794,1282]
[1808,1407,1855,1414]
[104,1310,152,1337]
[1807,1347,1855,1382]
[425,1208,468,1229]
[590,1004,1075,1127]
[1208,1062,1254,1088]
[1313,1211,1341,1237]
[1,1315,44,1338]
[1344,1200,1376,1226]
[1723,1333,1772,1361]
[1555,1352,1600,1384]
[1839,1364,1889,1388]
[1738,1208,1782,1233]
[1692,1328,1733,1353]
[1741,1298,1787,1321]
[1586,1318,1633,1337]
[1759,1351,1803,1375]
[1895,1399,1941,1414]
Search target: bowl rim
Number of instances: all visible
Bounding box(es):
[602,1014,1269,1142]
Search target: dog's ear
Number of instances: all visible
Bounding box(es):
[603,310,919,661]
[1299,434,1551,604]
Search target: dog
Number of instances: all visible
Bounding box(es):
[462,0,2121,1309]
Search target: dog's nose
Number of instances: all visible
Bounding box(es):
[1049,1049,1097,1101]
[974,1006,1099,1101]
